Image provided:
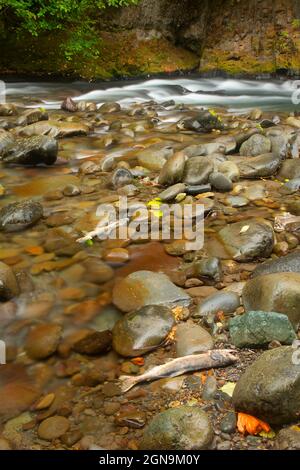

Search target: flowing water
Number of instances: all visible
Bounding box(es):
[0,76,299,450]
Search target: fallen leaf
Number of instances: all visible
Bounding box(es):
[25,246,44,256]
[239,225,250,234]
[259,430,276,439]
[237,412,271,436]
[131,357,144,366]
[220,382,236,397]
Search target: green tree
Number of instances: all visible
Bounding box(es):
[0,0,140,59]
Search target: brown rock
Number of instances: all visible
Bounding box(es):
[25,323,62,359]
[38,416,70,441]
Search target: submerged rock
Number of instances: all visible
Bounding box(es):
[137,146,173,171]
[0,200,43,232]
[140,406,213,450]
[218,219,274,261]
[0,262,20,301]
[112,305,175,357]
[242,272,300,329]
[229,310,296,347]
[233,347,300,424]
[1,135,58,165]
[194,291,240,317]
[19,120,89,138]
[112,270,191,312]
[25,323,62,360]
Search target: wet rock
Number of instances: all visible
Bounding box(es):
[1,135,58,165]
[0,130,14,155]
[79,161,100,175]
[73,330,112,355]
[193,257,222,282]
[185,184,212,195]
[217,161,240,181]
[218,219,274,261]
[0,104,17,116]
[194,291,240,317]
[77,101,97,112]
[82,258,114,284]
[220,412,236,434]
[113,270,191,312]
[229,311,296,348]
[282,177,300,193]
[16,108,48,127]
[158,152,186,186]
[159,183,186,202]
[61,97,78,112]
[44,228,80,256]
[242,272,300,329]
[286,116,300,128]
[249,108,262,120]
[238,153,281,178]
[233,346,300,425]
[209,172,233,192]
[278,160,300,180]
[252,252,300,278]
[63,184,81,196]
[267,130,288,158]
[112,305,175,357]
[202,376,217,400]
[0,200,43,232]
[175,322,213,356]
[115,410,146,429]
[38,416,70,441]
[179,110,224,133]
[112,168,133,189]
[0,262,20,301]
[183,157,213,185]
[99,102,121,113]
[276,426,300,450]
[19,120,89,138]
[93,306,123,332]
[240,134,271,157]
[225,195,248,207]
[140,406,213,450]
[137,146,173,171]
[243,183,266,200]
[25,323,62,359]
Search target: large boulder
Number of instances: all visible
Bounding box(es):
[229,310,296,348]
[112,305,175,357]
[233,347,300,425]
[218,219,274,262]
[140,406,213,450]
[242,272,300,329]
[175,322,214,356]
[112,270,191,312]
[1,135,58,165]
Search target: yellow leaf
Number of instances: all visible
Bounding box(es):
[220,382,236,397]
[259,430,276,439]
[240,225,250,234]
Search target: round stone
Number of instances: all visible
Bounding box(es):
[38,416,70,441]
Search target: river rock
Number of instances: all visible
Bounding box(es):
[99,102,121,113]
[0,131,14,155]
[158,151,186,185]
[276,426,300,450]
[0,262,20,301]
[137,146,173,171]
[82,258,114,284]
[179,110,224,133]
[175,322,214,356]
[233,346,300,424]
[286,116,300,128]
[61,97,78,112]
[73,330,112,355]
[229,311,296,348]
[38,416,70,441]
[93,305,123,332]
[159,183,186,202]
[242,272,300,329]
[209,172,233,192]
[185,184,211,195]
[25,323,62,359]
[0,200,43,232]
[240,134,271,156]
[193,257,222,282]
[19,120,89,138]
[202,376,217,400]
[218,219,274,261]
[282,177,300,193]
[183,157,214,185]
[252,252,300,278]
[112,270,191,312]
[278,160,300,180]
[16,108,48,126]
[238,153,281,178]
[112,168,133,188]
[112,305,175,357]
[217,161,239,181]
[1,135,58,165]
[194,291,240,317]
[0,104,17,116]
[140,406,213,450]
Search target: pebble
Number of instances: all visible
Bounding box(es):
[25,323,62,359]
[38,416,70,441]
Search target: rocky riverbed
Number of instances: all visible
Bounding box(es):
[1,82,300,450]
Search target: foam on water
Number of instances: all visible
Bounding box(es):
[3,77,299,112]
